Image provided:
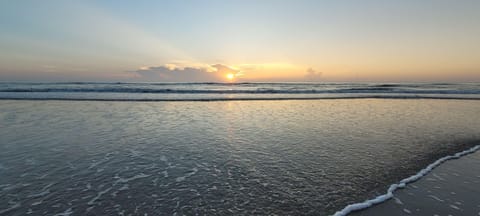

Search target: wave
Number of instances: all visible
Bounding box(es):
[333,144,480,216]
[1,95,480,101]
[1,83,479,101]
[1,87,479,94]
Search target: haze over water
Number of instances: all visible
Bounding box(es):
[1,99,479,215]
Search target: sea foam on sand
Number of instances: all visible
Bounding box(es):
[333,144,480,216]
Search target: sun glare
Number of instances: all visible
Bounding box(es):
[226,73,235,81]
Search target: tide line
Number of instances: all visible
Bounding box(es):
[333,144,480,216]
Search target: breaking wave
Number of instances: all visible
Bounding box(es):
[0,82,479,100]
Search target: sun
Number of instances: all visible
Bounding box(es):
[226,73,235,81]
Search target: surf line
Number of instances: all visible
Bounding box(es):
[333,144,480,216]
[1,95,480,102]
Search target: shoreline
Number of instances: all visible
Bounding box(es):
[334,144,480,216]
[1,95,480,102]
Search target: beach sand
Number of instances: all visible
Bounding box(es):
[352,149,480,216]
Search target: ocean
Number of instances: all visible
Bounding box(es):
[1,82,480,101]
[0,82,479,215]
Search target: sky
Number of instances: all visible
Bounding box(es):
[0,0,479,82]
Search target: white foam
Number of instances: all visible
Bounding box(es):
[428,195,444,202]
[403,208,411,214]
[393,197,403,205]
[450,204,461,210]
[162,170,169,178]
[53,207,73,216]
[152,177,159,186]
[31,201,43,206]
[27,189,50,198]
[175,176,186,182]
[0,184,11,190]
[333,144,480,216]
[87,187,112,205]
[119,184,129,191]
[0,202,21,214]
[114,173,150,184]
[88,155,112,169]
[175,168,199,182]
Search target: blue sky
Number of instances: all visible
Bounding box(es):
[1,0,479,82]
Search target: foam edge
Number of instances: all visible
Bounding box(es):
[333,144,480,216]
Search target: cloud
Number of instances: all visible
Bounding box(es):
[133,64,240,82]
[211,64,239,74]
[304,68,322,81]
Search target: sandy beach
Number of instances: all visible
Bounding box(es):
[351,148,480,216]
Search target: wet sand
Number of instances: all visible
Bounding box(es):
[352,149,480,216]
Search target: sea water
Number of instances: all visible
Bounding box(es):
[1,83,480,215]
[0,82,479,101]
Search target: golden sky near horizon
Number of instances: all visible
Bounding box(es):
[0,1,479,82]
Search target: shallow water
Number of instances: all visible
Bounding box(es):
[0,99,479,215]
